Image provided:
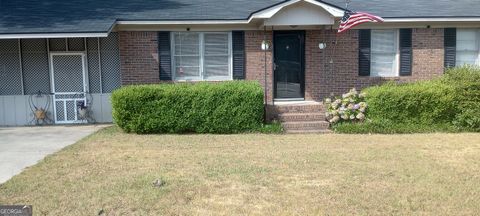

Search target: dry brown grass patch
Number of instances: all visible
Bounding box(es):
[1,127,480,215]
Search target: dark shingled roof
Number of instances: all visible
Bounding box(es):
[0,0,479,35]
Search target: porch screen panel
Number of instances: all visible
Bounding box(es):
[0,40,22,95]
[68,38,86,51]
[100,33,121,93]
[49,38,67,51]
[22,39,50,94]
[87,38,101,93]
[55,101,65,122]
[52,55,84,93]
[204,33,230,79]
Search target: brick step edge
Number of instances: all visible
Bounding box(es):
[284,129,333,134]
[277,113,326,122]
[270,105,326,114]
[281,121,330,130]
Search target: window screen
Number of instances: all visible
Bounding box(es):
[370,29,399,77]
[172,32,231,81]
[456,29,480,66]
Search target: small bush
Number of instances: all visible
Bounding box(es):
[257,122,284,134]
[111,81,264,134]
[324,88,367,124]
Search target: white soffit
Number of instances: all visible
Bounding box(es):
[263,1,336,26]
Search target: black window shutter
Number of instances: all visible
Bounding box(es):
[399,29,413,76]
[158,32,172,81]
[358,29,371,76]
[444,28,456,68]
[232,31,246,80]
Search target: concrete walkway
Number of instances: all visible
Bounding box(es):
[0,125,108,184]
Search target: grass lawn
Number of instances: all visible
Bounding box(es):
[1,127,480,215]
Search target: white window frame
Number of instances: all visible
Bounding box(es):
[456,28,480,66]
[370,29,400,77]
[171,32,233,81]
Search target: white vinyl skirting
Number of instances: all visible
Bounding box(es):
[0,93,113,126]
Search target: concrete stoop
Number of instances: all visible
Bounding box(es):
[268,101,331,134]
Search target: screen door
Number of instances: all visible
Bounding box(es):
[50,53,88,124]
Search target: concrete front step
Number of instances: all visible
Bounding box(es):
[277,113,326,122]
[285,129,333,134]
[272,104,325,114]
[267,102,331,133]
[282,121,330,131]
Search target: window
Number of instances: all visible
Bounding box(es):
[172,32,232,81]
[370,29,399,77]
[456,29,480,66]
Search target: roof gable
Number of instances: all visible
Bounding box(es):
[263,1,337,26]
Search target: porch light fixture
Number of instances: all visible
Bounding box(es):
[319,42,327,50]
[261,40,271,51]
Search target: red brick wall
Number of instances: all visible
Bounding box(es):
[304,28,445,101]
[411,28,445,80]
[119,31,160,85]
[305,29,359,100]
[118,29,445,101]
[245,31,274,104]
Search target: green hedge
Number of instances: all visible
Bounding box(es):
[111,81,264,134]
[443,67,480,129]
[333,120,460,134]
[334,66,480,133]
[364,80,457,125]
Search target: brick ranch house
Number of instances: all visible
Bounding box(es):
[0,0,479,131]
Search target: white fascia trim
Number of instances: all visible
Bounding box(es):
[249,0,303,20]
[384,17,480,22]
[116,20,250,25]
[303,0,344,17]
[0,32,109,39]
[114,17,480,26]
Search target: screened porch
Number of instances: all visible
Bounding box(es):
[0,33,121,126]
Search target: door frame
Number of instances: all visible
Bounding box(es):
[273,30,306,100]
[49,52,89,124]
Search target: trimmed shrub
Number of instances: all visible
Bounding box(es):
[444,66,480,131]
[111,81,264,134]
[335,66,480,133]
[364,80,457,125]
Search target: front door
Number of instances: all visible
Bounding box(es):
[274,31,305,99]
[50,53,88,124]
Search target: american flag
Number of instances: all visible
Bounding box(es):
[338,10,384,33]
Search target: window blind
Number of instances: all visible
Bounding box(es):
[456,29,480,66]
[370,29,398,77]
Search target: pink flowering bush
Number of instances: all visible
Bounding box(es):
[324,88,367,125]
